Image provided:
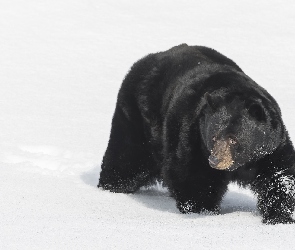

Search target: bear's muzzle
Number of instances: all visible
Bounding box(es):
[209,138,235,170]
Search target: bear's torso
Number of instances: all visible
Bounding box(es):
[118,44,244,165]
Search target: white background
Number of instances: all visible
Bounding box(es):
[0,0,295,249]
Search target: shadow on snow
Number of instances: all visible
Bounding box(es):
[81,168,259,218]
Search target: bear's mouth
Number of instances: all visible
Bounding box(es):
[209,139,235,170]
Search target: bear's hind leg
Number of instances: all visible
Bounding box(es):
[98,105,158,193]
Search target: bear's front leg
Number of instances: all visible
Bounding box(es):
[252,169,295,224]
[162,110,229,214]
[174,181,226,214]
[163,165,229,214]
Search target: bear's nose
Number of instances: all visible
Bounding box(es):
[208,155,219,168]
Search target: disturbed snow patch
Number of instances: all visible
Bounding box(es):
[0,144,97,175]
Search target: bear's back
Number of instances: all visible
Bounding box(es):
[155,44,243,73]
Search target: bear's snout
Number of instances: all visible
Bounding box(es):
[209,138,235,170]
[208,155,220,168]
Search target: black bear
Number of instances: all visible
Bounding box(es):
[98,44,295,224]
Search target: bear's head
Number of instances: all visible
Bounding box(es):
[199,74,284,171]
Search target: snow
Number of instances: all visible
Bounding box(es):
[1,0,295,249]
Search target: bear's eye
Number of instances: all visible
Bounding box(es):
[248,103,266,122]
[229,138,236,145]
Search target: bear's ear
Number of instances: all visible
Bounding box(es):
[248,103,266,122]
[204,92,217,111]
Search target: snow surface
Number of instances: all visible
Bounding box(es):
[1,0,295,249]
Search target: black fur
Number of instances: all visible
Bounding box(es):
[98,44,295,224]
